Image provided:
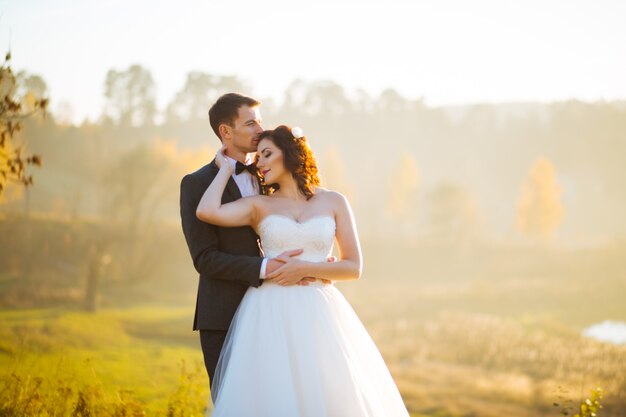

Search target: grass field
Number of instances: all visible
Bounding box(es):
[0,307,209,416]
[346,276,626,417]
[1,299,624,416]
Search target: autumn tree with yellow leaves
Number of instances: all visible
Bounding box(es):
[319,145,356,202]
[0,52,48,197]
[386,153,420,219]
[516,157,564,241]
[385,154,420,237]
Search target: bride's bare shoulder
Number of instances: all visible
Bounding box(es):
[239,194,272,209]
[314,187,350,205]
[252,194,275,205]
[313,186,333,199]
[313,186,339,195]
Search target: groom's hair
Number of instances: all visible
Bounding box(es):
[209,93,261,141]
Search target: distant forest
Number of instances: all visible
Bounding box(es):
[4,64,626,244]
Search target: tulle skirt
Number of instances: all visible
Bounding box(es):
[210,281,409,417]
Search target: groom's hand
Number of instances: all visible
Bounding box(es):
[265,249,303,281]
[295,256,336,286]
[265,254,310,287]
[265,260,307,286]
[296,255,336,286]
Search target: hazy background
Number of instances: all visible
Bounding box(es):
[1,1,625,416]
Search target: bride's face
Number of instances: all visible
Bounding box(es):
[256,138,285,184]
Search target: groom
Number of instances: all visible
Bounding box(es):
[179,93,310,389]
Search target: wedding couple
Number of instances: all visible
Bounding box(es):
[180,93,409,416]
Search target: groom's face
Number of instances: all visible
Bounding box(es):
[227,105,263,154]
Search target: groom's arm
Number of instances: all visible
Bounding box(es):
[180,173,263,288]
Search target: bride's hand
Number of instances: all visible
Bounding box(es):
[265,258,310,286]
[216,145,233,173]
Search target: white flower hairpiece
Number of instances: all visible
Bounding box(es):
[291,126,304,139]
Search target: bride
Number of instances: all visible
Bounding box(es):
[196,125,409,417]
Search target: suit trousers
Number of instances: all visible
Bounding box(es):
[199,329,228,388]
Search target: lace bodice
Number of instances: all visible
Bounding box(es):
[256,215,336,262]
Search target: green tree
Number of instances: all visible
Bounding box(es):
[426,182,480,245]
[104,64,156,126]
[283,79,351,116]
[377,88,408,113]
[166,73,247,123]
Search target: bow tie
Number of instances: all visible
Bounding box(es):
[235,161,257,175]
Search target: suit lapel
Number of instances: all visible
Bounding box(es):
[208,158,243,201]
[206,159,258,238]
[225,176,243,200]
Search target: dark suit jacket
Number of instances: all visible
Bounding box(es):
[180,159,264,331]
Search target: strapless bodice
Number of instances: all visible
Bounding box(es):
[256,214,336,262]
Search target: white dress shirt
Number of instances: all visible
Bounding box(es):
[225,154,259,198]
[224,154,268,279]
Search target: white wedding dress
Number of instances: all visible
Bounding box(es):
[210,215,409,417]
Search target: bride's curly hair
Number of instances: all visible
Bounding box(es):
[257,125,320,200]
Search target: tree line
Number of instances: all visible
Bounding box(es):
[2,63,626,309]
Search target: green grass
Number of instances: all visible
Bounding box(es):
[1,301,623,417]
[0,307,209,416]
[0,306,450,416]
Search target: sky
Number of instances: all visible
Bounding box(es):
[1,0,625,123]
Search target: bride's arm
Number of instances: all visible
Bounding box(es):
[196,147,258,227]
[266,192,362,284]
